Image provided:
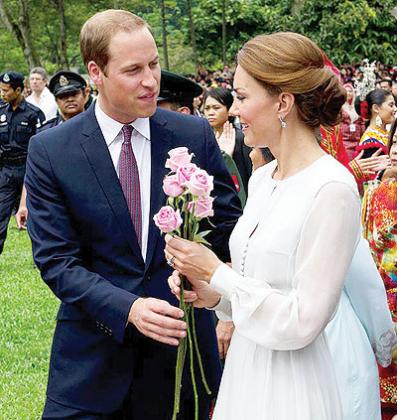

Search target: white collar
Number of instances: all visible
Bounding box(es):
[95,100,151,147]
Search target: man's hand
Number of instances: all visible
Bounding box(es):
[216,320,235,359]
[15,206,28,230]
[128,297,187,346]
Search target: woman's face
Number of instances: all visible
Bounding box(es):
[230,65,279,148]
[390,132,397,167]
[345,86,353,102]
[376,94,397,125]
[203,96,229,129]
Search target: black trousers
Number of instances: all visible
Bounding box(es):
[0,164,25,255]
[43,332,213,420]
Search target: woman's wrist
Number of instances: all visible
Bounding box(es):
[206,260,223,283]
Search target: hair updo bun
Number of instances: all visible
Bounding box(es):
[237,32,346,128]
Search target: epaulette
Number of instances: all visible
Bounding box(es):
[25,101,42,113]
[40,117,58,127]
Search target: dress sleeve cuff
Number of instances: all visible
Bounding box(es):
[210,263,241,300]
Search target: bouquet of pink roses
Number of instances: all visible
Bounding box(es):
[153,147,214,420]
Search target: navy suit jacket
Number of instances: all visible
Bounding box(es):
[25,105,242,413]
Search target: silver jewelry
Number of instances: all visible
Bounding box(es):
[167,255,176,267]
[279,115,287,128]
[375,113,383,127]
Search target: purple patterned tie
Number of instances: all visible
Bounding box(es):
[119,125,142,247]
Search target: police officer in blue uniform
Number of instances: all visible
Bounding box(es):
[40,70,88,132]
[15,71,88,230]
[0,71,45,255]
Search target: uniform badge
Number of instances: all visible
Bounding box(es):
[3,73,10,83]
[59,75,69,86]
[0,114,6,122]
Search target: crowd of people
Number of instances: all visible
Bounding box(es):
[0,8,397,420]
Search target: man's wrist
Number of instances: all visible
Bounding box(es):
[128,297,144,326]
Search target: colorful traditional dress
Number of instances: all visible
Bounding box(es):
[320,126,367,193]
[363,176,397,419]
[357,126,389,157]
[340,108,366,161]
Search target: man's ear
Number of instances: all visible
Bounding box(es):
[87,61,103,86]
[177,106,192,115]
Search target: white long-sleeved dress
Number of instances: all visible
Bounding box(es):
[210,155,361,420]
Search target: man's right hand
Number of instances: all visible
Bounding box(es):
[128,297,187,346]
[216,320,235,359]
[15,206,28,230]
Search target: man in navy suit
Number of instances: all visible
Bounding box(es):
[25,10,241,419]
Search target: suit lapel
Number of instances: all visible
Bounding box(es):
[79,107,144,263]
[144,111,172,272]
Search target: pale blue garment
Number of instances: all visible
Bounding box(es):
[326,237,396,420]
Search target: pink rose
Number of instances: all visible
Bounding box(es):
[176,163,198,186]
[188,196,214,219]
[163,174,185,197]
[165,147,193,172]
[186,169,214,196]
[153,206,183,233]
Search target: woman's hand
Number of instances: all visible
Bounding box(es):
[165,234,222,283]
[168,270,221,309]
[216,121,236,157]
[353,149,391,175]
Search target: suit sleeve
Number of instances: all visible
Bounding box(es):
[201,119,242,262]
[25,136,137,344]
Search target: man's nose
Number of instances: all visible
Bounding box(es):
[141,67,157,88]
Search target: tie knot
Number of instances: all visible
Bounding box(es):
[122,125,133,144]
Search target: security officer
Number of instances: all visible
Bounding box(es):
[15,71,88,229]
[0,71,45,255]
[157,70,203,115]
[40,70,88,131]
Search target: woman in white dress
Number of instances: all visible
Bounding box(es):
[166,32,361,419]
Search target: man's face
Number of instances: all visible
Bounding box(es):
[0,83,20,103]
[29,73,46,94]
[56,90,86,120]
[89,27,161,123]
[380,81,392,92]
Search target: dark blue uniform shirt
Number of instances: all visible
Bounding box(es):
[0,99,45,163]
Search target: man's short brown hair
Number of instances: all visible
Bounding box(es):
[80,10,148,74]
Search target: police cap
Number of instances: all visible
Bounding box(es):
[158,70,202,104]
[0,71,24,89]
[49,71,87,97]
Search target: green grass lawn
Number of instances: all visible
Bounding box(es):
[0,219,58,419]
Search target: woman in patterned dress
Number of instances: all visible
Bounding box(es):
[363,120,397,420]
[358,89,396,158]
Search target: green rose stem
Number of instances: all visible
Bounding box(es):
[170,193,212,420]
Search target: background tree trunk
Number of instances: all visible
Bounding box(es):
[52,0,69,69]
[186,0,198,69]
[221,0,226,67]
[159,0,169,70]
[0,0,40,68]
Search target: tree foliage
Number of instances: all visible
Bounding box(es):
[0,0,395,75]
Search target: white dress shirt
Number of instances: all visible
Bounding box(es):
[26,87,58,121]
[95,102,151,260]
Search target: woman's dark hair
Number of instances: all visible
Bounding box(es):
[203,87,234,110]
[366,89,393,119]
[388,119,397,154]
